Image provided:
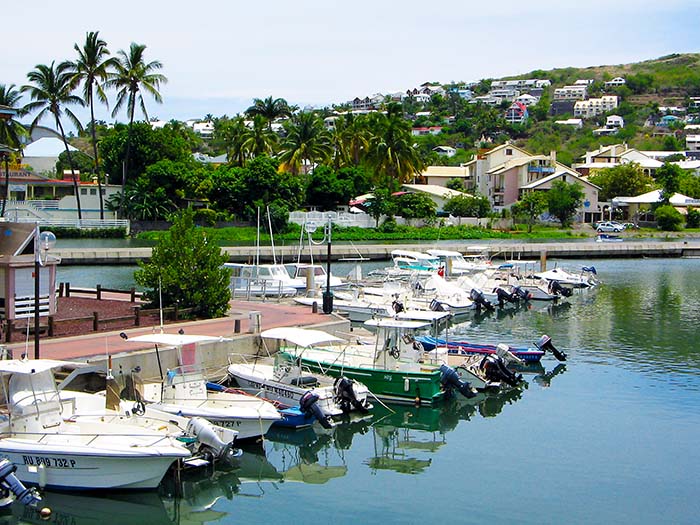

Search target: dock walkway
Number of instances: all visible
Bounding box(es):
[52,239,700,265]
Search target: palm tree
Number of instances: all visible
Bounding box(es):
[0,84,28,217]
[278,112,332,175]
[22,61,85,219]
[71,30,117,219]
[0,84,28,149]
[106,42,166,215]
[366,103,424,187]
[240,115,278,159]
[245,96,291,131]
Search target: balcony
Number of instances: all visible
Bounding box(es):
[528,165,556,174]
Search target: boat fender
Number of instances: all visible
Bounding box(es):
[0,459,42,507]
[439,364,476,399]
[300,391,333,429]
[334,377,369,413]
[536,335,567,361]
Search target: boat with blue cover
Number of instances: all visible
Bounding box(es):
[416,334,566,363]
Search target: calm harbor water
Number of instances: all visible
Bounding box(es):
[13,256,700,524]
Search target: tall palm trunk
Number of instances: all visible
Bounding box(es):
[120,100,135,218]
[55,113,82,219]
[87,82,104,219]
[1,154,9,218]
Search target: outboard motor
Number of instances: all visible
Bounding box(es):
[479,355,523,387]
[0,458,41,508]
[186,417,239,463]
[494,286,518,307]
[548,280,573,297]
[334,376,369,414]
[470,288,495,312]
[392,298,405,314]
[536,334,567,361]
[300,391,333,429]
[495,343,525,366]
[439,364,476,399]
[430,298,446,312]
[512,285,532,301]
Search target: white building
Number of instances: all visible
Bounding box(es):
[553,85,588,101]
[606,115,624,128]
[687,135,700,152]
[574,96,619,118]
[604,77,626,88]
[433,146,457,157]
[515,94,540,107]
[554,118,584,128]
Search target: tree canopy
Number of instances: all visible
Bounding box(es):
[546,180,584,227]
[588,162,654,201]
[134,208,231,318]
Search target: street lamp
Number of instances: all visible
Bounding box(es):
[305,214,334,314]
[34,225,56,359]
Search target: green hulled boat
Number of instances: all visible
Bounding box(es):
[270,320,454,405]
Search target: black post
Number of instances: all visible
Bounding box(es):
[322,220,333,314]
[34,245,40,359]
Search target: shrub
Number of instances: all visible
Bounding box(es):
[686,207,700,228]
[655,204,684,231]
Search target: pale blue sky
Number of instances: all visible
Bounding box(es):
[5,0,699,126]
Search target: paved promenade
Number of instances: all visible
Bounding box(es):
[52,239,700,265]
[5,300,329,362]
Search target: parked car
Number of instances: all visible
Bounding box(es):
[596,221,624,233]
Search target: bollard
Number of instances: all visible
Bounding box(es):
[134,306,141,327]
[93,312,99,331]
[48,316,54,337]
[248,311,261,333]
[65,282,71,297]
[540,250,547,272]
[96,284,102,300]
[312,301,318,314]
[234,319,241,333]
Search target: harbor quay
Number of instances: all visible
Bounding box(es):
[51,239,700,265]
[5,300,349,381]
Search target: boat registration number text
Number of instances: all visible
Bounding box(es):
[23,455,76,468]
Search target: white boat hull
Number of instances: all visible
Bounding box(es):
[0,439,186,490]
[227,364,343,418]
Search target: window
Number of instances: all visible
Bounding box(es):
[505,148,513,156]
[80,189,87,195]
[90,189,97,195]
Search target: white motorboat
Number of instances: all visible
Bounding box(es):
[285,263,347,291]
[224,263,298,298]
[126,334,282,440]
[227,327,372,425]
[0,359,191,491]
[426,249,494,275]
[534,266,599,289]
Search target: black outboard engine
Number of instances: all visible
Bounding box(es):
[548,280,573,297]
[430,298,446,312]
[299,391,333,429]
[494,286,518,307]
[512,285,531,301]
[0,459,41,508]
[439,364,476,398]
[470,288,495,312]
[392,298,405,314]
[479,355,523,387]
[536,334,567,361]
[334,376,369,414]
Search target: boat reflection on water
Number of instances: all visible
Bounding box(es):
[0,366,565,524]
[6,491,174,525]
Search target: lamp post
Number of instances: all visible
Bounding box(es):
[304,214,334,314]
[0,144,13,218]
[33,225,56,359]
[322,214,333,314]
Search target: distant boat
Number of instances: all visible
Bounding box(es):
[596,234,623,243]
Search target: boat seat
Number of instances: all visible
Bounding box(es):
[290,376,318,387]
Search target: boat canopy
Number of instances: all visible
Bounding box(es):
[261,327,343,347]
[364,319,430,330]
[128,334,227,346]
[0,359,74,375]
